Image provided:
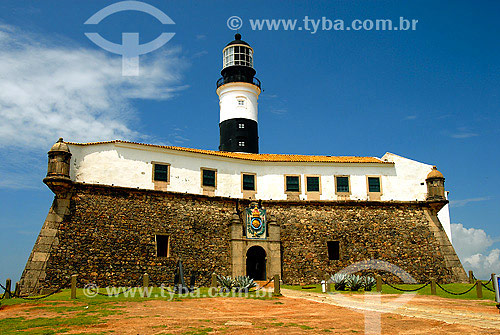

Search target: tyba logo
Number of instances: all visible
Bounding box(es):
[84,1,175,76]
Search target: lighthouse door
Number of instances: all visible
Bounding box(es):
[246,246,266,280]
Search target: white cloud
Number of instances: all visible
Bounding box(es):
[451,223,493,259]
[270,108,288,115]
[462,249,500,279]
[450,127,478,139]
[451,223,500,279]
[451,132,478,139]
[450,197,491,208]
[0,24,188,189]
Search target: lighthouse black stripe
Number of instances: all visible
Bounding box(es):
[219,118,259,153]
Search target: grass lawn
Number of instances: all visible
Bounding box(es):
[0,286,278,307]
[0,287,279,334]
[283,281,497,301]
[0,283,496,334]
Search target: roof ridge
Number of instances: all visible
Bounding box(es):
[64,140,390,164]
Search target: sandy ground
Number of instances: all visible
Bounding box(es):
[1,292,500,334]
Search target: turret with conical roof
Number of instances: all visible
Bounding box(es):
[426,166,446,200]
[43,138,73,195]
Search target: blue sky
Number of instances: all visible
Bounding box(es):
[0,0,499,281]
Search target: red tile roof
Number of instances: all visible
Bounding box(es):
[66,140,391,164]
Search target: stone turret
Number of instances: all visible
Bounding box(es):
[426,166,445,201]
[43,138,73,195]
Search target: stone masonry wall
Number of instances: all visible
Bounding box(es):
[25,183,463,292]
[43,184,234,290]
[265,201,455,285]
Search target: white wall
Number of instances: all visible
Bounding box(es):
[68,143,441,202]
[438,197,452,244]
[382,152,452,242]
[68,142,454,242]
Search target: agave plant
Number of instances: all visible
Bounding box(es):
[347,275,364,291]
[362,276,376,291]
[217,275,234,292]
[330,273,349,291]
[233,276,256,292]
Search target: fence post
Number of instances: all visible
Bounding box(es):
[476,280,483,299]
[14,282,20,298]
[491,273,496,286]
[273,274,281,296]
[4,279,11,299]
[324,274,331,293]
[71,274,77,299]
[208,273,218,296]
[142,273,149,297]
[376,275,382,292]
[469,270,474,284]
[211,273,217,288]
[430,279,436,295]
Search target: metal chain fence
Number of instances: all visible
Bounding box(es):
[15,277,72,300]
[79,276,144,297]
[381,279,430,292]
[436,282,478,296]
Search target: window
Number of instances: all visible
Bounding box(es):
[368,177,381,193]
[237,99,245,106]
[156,235,170,257]
[336,176,349,193]
[306,176,320,192]
[238,123,245,129]
[202,169,216,187]
[242,174,255,191]
[327,241,340,260]
[238,141,245,147]
[153,163,169,182]
[286,175,300,192]
[223,45,253,68]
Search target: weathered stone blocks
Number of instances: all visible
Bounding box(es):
[22,183,465,292]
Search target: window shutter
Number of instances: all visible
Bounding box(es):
[368,177,381,192]
[154,164,169,182]
[203,169,216,187]
[243,174,255,191]
[336,177,349,193]
[286,176,300,192]
[307,177,320,192]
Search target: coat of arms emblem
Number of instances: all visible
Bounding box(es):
[245,203,267,239]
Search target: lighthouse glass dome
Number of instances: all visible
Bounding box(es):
[223,45,253,69]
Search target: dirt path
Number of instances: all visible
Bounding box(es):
[2,293,500,334]
[282,288,500,331]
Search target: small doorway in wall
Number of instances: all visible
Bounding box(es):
[246,246,266,280]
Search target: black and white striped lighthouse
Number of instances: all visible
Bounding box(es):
[217,34,261,153]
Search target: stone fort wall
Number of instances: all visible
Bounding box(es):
[21,182,466,294]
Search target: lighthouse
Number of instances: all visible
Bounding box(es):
[217,33,261,153]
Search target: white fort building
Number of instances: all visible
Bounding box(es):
[20,34,466,295]
[63,33,453,241]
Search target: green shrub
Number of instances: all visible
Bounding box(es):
[216,275,234,292]
[233,276,256,292]
[347,275,364,291]
[330,273,349,291]
[362,276,376,291]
